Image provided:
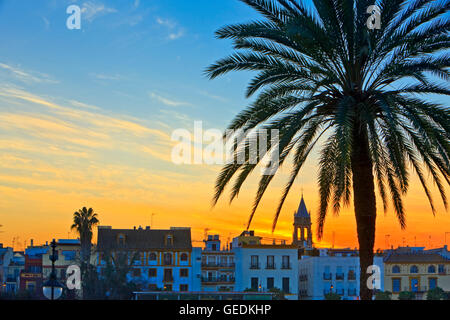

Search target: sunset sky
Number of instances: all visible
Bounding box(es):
[0,0,448,252]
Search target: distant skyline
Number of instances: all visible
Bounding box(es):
[0,0,449,251]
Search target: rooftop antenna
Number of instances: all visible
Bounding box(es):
[332,231,335,249]
[414,236,417,247]
[429,235,432,248]
[204,228,210,241]
[151,213,156,228]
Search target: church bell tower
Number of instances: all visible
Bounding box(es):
[293,195,313,249]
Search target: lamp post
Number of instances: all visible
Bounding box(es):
[43,239,63,300]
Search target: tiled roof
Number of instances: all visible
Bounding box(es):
[97,228,192,251]
[384,253,449,263]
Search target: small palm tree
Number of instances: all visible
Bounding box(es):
[71,207,99,266]
[206,0,449,300]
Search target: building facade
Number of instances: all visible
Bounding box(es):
[97,226,201,292]
[201,235,235,292]
[4,251,25,294]
[298,248,384,300]
[384,246,450,300]
[233,231,299,300]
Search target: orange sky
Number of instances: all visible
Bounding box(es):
[0,86,448,252]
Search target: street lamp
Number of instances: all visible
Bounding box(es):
[43,239,63,300]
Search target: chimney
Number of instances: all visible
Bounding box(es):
[134,226,136,230]
[30,239,34,247]
[145,226,150,230]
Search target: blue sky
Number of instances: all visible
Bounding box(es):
[0,0,262,128]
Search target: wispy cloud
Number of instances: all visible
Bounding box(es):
[90,73,122,81]
[150,92,190,107]
[0,63,58,84]
[81,1,117,22]
[156,17,185,40]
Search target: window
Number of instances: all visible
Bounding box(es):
[392,265,400,273]
[148,268,157,277]
[180,253,188,262]
[117,234,126,246]
[429,278,437,290]
[211,244,217,251]
[164,269,173,282]
[62,250,76,261]
[348,267,356,280]
[180,269,189,277]
[180,284,189,292]
[148,252,157,261]
[336,266,344,280]
[282,277,290,293]
[163,253,173,265]
[438,264,445,274]
[250,256,259,269]
[132,268,141,277]
[428,265,436,273]
[266,256,275,269]
[251,277,259,290]
[392,278,401,293]
[165,234,173,246]
[282,256,290,269]
[267,277,274,290]
[410,265,419,274]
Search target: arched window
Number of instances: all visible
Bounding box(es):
[428,265,436,273]
[410,265,419,273]
[148,252,157,261]
[392,265,401,273]
[180,253,188,262]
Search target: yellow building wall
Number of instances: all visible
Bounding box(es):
[384,262,450,300]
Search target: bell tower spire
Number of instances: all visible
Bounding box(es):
[293,195,313,249]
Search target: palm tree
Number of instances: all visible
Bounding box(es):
[206,0,449,300]
[71,207,99,267]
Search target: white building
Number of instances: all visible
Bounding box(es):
[201,235,235,292]
[232,231,299,300]
[298,248,384,300]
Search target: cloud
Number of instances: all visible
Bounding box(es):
[150,92,190,107]
[156,17,185,41]
[0,63,58,84]
[81,1,117,22]
[90,73,122,81]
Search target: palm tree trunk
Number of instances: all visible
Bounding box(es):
[351,122,377,301]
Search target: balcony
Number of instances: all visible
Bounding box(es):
[323,273,332,280]
[265,263,276,270]
[202,262,235,268]
[250,262,260,270]
[201,277,235,283]
[336,273,345,280]
[281,263,291,270]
